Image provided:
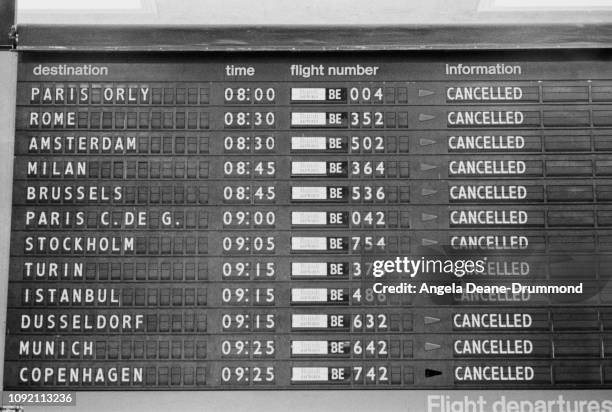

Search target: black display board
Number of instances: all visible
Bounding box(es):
[4,51,612,390]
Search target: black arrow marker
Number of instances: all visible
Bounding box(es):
[425,369,443,378]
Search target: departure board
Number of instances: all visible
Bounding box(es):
[5,51,612,390]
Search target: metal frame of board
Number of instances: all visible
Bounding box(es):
[0,0,17,400]
[0,0,14,49]
[13,23,612,51]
